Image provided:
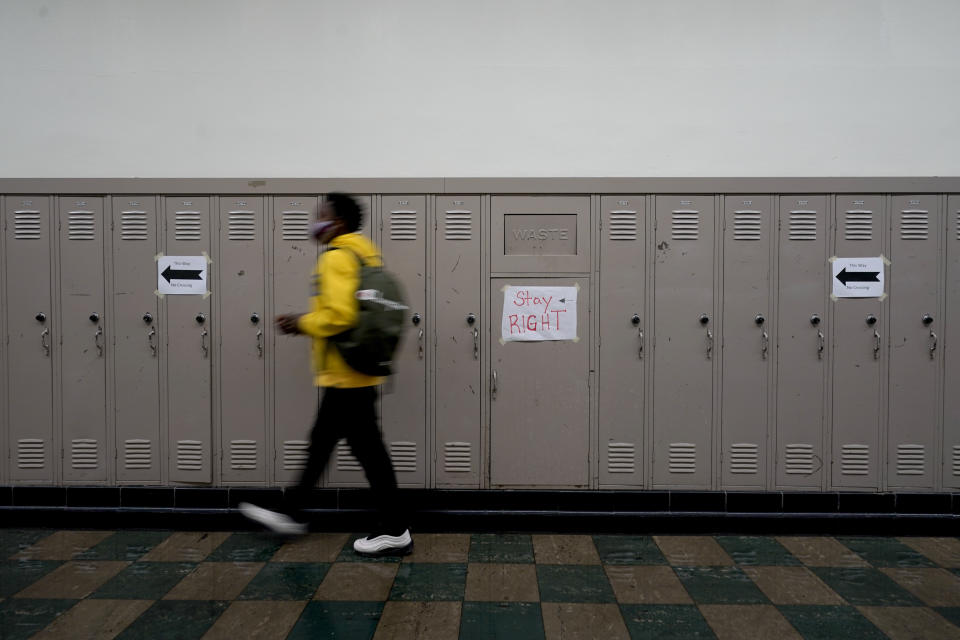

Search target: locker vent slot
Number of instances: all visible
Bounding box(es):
[336,442,361,472]
[230,440,258,470]
[67,211,96,241]
[668,443,696,474]
[281,210,310,241]
[788,210,817,241]
[123,439,152,469]
[899,210,929,240]
[13,210,42,240]
[844,210,873,241]
[607,442,636,474]
[733,210,762,241]
[176,440,204,470]
[283,440,310,470]
[729,443,759,474]
[17,439,45,469]
[784,444,815,475]
[227,210,256,241]
[840,444,870,475]
[120,210,148,241]
[444,210,472,241]
[390,442,418,473]
[443,442,472,473]
[953,445,960,476]
[390,210,417,241]
[174,211,202,241]
[671,210,699,240]
[895,444,925,476]
[71,439,98,469]
[609,210,638,241]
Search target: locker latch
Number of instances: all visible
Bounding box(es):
[923,315,937,359]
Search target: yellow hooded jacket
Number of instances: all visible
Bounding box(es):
[296,232,385,388]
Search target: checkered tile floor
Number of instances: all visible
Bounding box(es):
[2,530,960,639]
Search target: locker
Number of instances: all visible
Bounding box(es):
[598,195,645,487]
[113,197,161,483]
[272,196,319,484]
[652,196,715,488]
[775,196,828,489]
[59,197,107,482]
[720,195,772,489]
[946,195,960,488]
[434,195,482,487]
[3,196,55,482]
[219,196,267,483]
[490,277,591,487]
[831,195,885,489]
[164,197,213,483]
[492,196,591,274]
[887,195,941,489]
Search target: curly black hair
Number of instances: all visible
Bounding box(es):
[324,192,363,232]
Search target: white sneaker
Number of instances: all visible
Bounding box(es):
[353,530,413,556]
[238,502,307,536]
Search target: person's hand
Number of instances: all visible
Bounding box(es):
[276,314,304,335]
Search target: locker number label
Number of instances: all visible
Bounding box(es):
[501,285,578,342]
[157,255,208,295]
[831,256,884,298]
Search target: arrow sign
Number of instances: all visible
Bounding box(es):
[835,268,880,286]
[161,266,203,283]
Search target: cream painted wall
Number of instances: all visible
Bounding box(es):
[0,0,957,177]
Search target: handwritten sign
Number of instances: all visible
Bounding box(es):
[501,285,578,342]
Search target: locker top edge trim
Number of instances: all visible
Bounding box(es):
[1,177,959,195]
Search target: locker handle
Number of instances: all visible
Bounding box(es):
[492,370,498,400]
[638,329,644,360]
[473,327,479,360]
[873,330,880,360]
[418,328,424,360]
[256,328,264,358]
[201,328,209,359]
[148,327,157,357]
[817,330,824,360]
[41,327,50,357]
[94,325,104,358]
[761,330,768,360]
[706,329,713,360]
[929,330,937,359]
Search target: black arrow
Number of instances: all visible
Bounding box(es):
[836,267,879,285]
[161,266,203,283]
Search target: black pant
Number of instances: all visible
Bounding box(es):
[287,386,405,534]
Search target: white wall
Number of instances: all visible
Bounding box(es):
[1,0,958,178]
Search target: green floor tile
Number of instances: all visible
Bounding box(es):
[619,604,716,639]
[810,567,923,606]
[114,600,229,640]
[238,562,330,600]
[777,605,888,640]
[90,561,197,600]
[75,530,172,561]
[536,564,616,603]
[674,566,769,604]
[286,601,383,640]
[0,530,54,560]
[468,534,534,563]
[390,563,467,601]
[714,536,800,566]
[592,536,667,565]
[0,559,62,597]
[336,535,404,563]
[835,536,937,568]
[460,601,545,640]
[934,607,960,628]
[204,532,284,562]
[0,599,79,640]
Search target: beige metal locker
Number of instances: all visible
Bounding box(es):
[721,195,772,489]
[490,277,591,487]
[831,195,885,489]
[434,195,482,487]
[652,196,715,489]
[775,196,828,489]
[946,195,960,488]
[112,197,161,483]
[887,195,941,489]
[4,196,55,482]
[59,197,107,483]
[164,197,213,483]
[272,196,319,484]
[598,195,645,487]
[219,196,267,483]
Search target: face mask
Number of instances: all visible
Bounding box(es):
[310,220,335,240]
